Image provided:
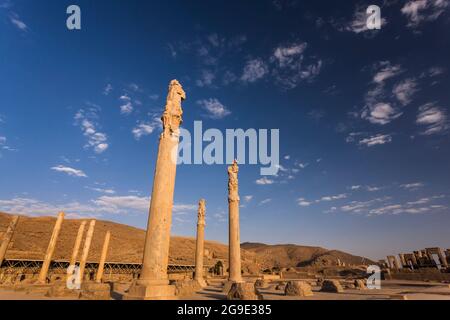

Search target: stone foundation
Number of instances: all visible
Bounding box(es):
[284,280,314,297]
[227,282,262,300]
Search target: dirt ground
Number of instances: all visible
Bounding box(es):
[1,280,449,300]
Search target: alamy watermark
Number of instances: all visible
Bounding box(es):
[173,121,280,176]
[366,265,381,289]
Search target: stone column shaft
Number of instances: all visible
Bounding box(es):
[194,200,206,286]
[96,231,111,283]
[138,80,185,289]
[38,212,64,283]
[0,215,19,266]
[70,221,86,266]
[139,133,179,285]
[79,220,96,283]
[228,160,242,283]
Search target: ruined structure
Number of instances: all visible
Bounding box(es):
[79,220,96,282]
[38,212,64,283]
[96,231,111,283]
[386,255,400,271]
[69,221,86,267]
[0,215,19,267]
[228,160,242,284]
[194,199,206,287]
[126,80,186,300]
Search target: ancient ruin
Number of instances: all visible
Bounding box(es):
[126,80,186,300]
[0,215,19,267]
[227,160,242,284]
[38,212,64,283]
[194,199,206,287]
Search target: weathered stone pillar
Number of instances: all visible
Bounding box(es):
[399,254,406,268]
[194,199,206,287]
[126,80,186,300]
[0,215,19,267]
[228,160,243,283]
[79,220,96,283]
[70,221,86,267]
[96,231,111,283]
[437,248,448,268]
[38,212,64,283]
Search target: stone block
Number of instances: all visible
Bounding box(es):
[227,282,262,300]
[320,280,344,293]
[284,281,314,297]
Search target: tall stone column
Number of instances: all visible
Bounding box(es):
[96,231,111,283]
[0,215,19,267]
[194,199,206,287]
[228,160,243,283]
[38,212,64,283]
[79,220,96,283]
[126,80,186,300]
[70,221,86,266]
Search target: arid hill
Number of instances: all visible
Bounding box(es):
[1,212,372,271]
[241,242,375,269]
[0,212,258,272]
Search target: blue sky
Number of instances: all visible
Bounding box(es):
[1,0,449,260]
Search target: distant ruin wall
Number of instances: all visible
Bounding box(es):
[390,270,450,282]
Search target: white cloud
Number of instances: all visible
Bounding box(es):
[272,43,308,67]
[74,107,109,154]
[259,198,272,205]
[359,134,393,147]
[361,103,402,125]
[241,58,269,83]
[196,70,216,87]
[416,102,448,135]
[51,165,87,178]
[244,195,253,202]
[401,0,449,28]
[373,62,403,84]
[319,194,347,202]
[393,78,418,105]
[0,196,196,217]
[400,182,424,190]
[9,12,27,31]
[120,102,133,115]
[0,136,6,145]
[351,185,362,190]
[85,186,115,194]
[103,84,113,96]
[255,177,275,185]
[297,198,312,207]
[197,98,231,119]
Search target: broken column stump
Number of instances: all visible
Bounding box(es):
[284,280,314,297]
[227,282,262,300]
[320,279,344,293]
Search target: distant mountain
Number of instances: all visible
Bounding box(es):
[241,242,374,268]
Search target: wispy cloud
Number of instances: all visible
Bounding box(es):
[401,0,449,28]
[392,78,418,106]
[241,58,269,83]
[400,182,425,190]
[74,105,109,154]
[9,12,27,31]
[132,114,161,140]
[359,134,393,147]
[51,165,87,178]
[197,98,231,119]
[255,177,275,185]
[416,102,449,135]
[0,196,196,217]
